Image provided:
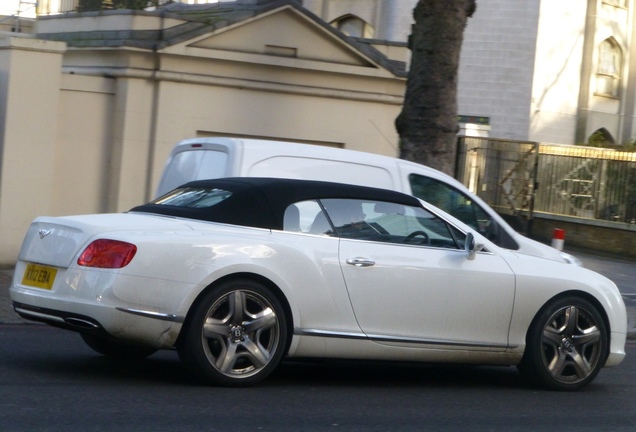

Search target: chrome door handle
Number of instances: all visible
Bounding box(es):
[346,257,376,267]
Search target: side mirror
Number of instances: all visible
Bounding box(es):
[465,232,484,260]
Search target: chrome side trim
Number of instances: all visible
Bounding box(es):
[295,328,514,349]
[14,307,66,324]
[296,328,367,340]
[116,307,184,323]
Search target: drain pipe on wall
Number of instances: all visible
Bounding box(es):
[144,10,165,202]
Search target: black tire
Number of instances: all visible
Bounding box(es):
[177,279,288,387]
[518,296,608,391]
[80,333,158,360]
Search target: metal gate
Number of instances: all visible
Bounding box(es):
[456,137,539,234]
[456,138,636,229]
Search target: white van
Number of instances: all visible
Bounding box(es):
[157,137,579,265]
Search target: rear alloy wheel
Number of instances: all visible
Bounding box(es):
[519,296,608,391]
[178,279,288,387]
[80,333,157,360]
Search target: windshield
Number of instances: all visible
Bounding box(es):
[409,174,518,249]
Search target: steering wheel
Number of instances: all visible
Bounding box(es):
[404,230,430,244]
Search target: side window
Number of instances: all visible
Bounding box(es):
[320,198,463,249]
[283,200,335,235]
[409,174,481,228]
[408,174,519,250]
[320,199,377,240]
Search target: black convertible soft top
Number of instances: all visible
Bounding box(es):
[130,177,422,230]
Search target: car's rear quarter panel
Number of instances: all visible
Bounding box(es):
[12,215,359,350]
[45,221,360,349]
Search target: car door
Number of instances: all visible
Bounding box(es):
[322,198,516,350]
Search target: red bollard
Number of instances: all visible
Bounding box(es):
[552,228,565,251]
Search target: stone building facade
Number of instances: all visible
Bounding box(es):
[304,0,636,146]
[0,1,408,264]
[2,0,636,263]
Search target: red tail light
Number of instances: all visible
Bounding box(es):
[77,239,137,268]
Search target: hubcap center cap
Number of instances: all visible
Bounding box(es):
[230,325,245,342]
[561,337,574,353]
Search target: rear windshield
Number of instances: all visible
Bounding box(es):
[153,188,232,208]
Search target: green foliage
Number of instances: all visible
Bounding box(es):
[583,130,636,152]
[623,142,636,152]
[586,130,610,147]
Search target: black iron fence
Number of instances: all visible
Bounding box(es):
[456,137,636,227]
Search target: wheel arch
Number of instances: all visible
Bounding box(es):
[175,272,295,354]
[524,290,611,358]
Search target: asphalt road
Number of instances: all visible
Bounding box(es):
[0,325,635,432]
[1,250,635,431]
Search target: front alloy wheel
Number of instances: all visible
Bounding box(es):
[178,279,288,386]
[519,296,608,391]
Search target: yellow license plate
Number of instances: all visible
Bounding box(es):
[22,263,57,290]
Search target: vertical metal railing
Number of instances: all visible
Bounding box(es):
[457,137,636,225]
[535,144,636,223]
[456,137,538,232]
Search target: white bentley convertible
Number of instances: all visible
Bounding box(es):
[10,178,626,390]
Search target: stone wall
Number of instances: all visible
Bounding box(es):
[529,213,636,260]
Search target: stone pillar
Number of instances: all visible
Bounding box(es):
[107,76,156,212]
[0,34,66,264]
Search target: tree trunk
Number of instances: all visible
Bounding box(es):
[395,0,476,176]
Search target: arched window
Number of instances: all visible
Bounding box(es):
[588,128,615,147]
[596,38,622,97]
[330,15,374,39]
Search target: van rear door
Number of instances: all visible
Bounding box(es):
[156,142,232,197]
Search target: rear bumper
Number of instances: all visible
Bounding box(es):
[10,260,193,348]
[13,301,108,333]
[10,289,184,349]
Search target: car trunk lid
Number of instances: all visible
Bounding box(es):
[18,213,194,268]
